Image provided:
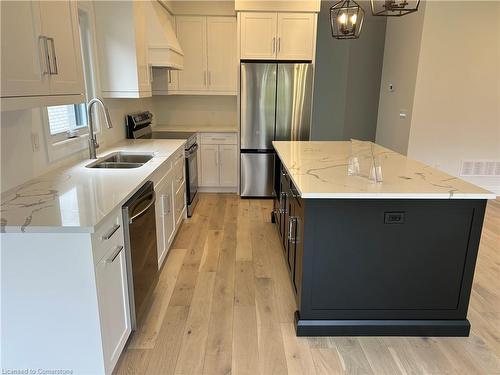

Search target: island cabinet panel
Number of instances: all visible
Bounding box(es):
[272,158,487,337]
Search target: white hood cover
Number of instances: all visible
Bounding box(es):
[147,1,184,70]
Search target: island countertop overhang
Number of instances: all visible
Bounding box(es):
[272,141,496,200]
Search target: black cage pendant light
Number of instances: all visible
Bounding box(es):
[330,0,365,40]
[371,0,420,16]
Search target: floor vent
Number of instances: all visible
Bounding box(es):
[460,160,500,177]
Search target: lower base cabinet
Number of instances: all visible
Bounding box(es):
[199,132,238,191]
[153,147,186,268]
[95,240,131,375]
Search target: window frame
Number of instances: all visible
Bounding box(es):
[42,2,102,160]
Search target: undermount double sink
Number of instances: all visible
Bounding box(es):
[86,152,153,169]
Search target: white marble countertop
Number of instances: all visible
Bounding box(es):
[0,139,186,233]
[154,124,238,133]
[273,141,496,200]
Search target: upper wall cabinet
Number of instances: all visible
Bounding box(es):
[174,16,237,95]
[0,1,85,111]
[94,1,151,98]
[240,12,316,61]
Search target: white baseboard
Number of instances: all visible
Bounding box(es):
[198,186,238,193]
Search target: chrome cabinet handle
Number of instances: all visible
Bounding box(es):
[129,192,156,224]
[106,245,124,263]
[272,37,276,54]
[102,224,120,240]
[210,138,227,141]
[168,70,172,84]
[149,66,154,83]
[279,192,287,214]
[47,37,58,75]
[277,37,281,53]
[208,71,212,86]
[39,36,51,75]
[204,71,207,87]
[288,216,297,244]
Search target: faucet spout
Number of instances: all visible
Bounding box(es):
[87,97,113,159]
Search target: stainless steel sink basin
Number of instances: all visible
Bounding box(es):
[86,152,153,169]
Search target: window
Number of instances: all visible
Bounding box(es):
[45,6,97,144]
[47,103,87,136]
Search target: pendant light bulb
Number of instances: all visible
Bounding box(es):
[338,12,347,24]
[330,0,365,39]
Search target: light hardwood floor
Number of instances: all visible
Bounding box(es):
[115,194,500,375]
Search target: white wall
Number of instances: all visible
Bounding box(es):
[152,95,237,127]
[407,1,500,194]
[0,98,152,193]
[376,1,500,194]
[375,2,426,154]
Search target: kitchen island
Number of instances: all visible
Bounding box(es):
[272,141,495,336]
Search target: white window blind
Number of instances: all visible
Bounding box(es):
[47,104,87,135]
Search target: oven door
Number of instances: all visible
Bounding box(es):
[185,143,198,215]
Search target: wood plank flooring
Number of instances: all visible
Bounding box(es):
[115,194,500,375]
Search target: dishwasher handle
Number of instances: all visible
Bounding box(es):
[129,191,156,224]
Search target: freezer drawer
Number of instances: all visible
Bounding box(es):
[240,153,275,197]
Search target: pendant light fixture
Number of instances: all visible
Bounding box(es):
[330,0,365,40]
[371,0,420,16]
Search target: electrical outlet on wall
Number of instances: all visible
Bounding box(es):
[399,109,408,119]
[31,132,40,152]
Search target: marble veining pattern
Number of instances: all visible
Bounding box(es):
[1,139,186,233]
[273,141,495,200]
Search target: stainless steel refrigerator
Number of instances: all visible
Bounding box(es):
[240,62,313,197]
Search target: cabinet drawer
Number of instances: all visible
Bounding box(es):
[174,181,186,224]
[92,209,124,264]
[173,154,185,192]
[201,132,237,145]
[150,159,172,188]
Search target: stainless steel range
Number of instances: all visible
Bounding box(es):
[126,111,198,217]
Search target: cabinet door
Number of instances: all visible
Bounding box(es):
[200,144,219,186]
[277,13,315,61]
[176,16,207,91]
[219,144,237,186]
[39,1,84,95]
[0,1,49,97]
[240,12,277,60]
[95,244,131,375]
[207,17,237,92]
[155,174,174,266]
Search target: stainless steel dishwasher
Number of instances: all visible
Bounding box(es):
[122,181,159,329]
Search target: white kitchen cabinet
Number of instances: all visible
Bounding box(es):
[239,11,316,61]
[38,1,84,95]
[155,170,174,265]
[199,133,238,190]
[200,144,220,186]
[240,12,277,60]
[94,1,151,98]
[172,15,237,95]
[276,13,316,60]
[219,144,238,186]
[95,242,131,375]
[207,17,237,92]
[152,147,186,268]
[176,16,207,92]
[0,0,84,110]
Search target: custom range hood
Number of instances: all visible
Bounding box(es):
[147,1,184,69]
